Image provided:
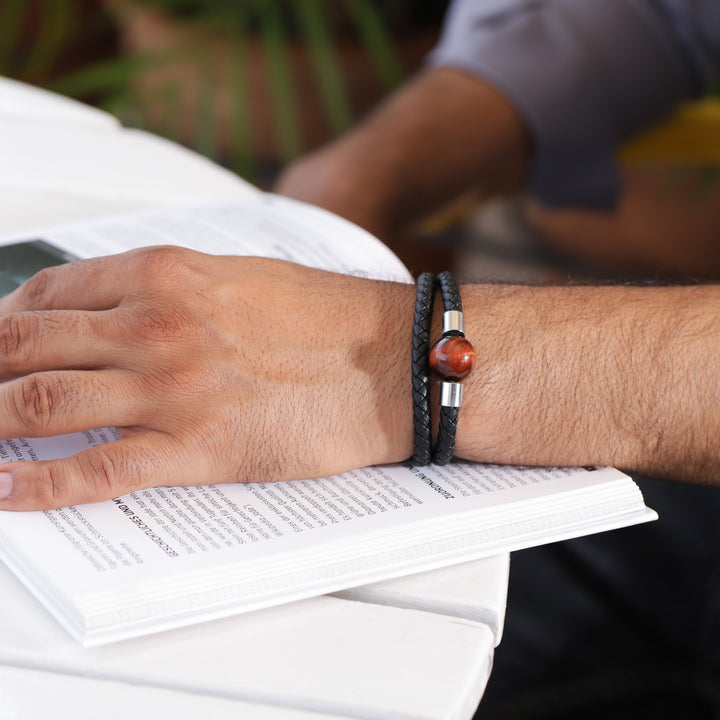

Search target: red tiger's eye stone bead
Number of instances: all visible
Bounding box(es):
[429,336,476,381]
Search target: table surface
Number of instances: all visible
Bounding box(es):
[0,76,509,720]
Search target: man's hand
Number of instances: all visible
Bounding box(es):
[0,248,415,510]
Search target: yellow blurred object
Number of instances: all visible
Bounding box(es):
[620,97,720,165]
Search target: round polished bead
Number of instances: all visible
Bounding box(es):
[429,335,476,381]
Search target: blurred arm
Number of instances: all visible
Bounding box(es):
[275,67,530,241]
[277,0,718,238]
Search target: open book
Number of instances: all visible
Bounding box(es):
[0,195,656,646]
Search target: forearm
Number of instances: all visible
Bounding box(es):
[454,283,720,483]
[275,68,529,240]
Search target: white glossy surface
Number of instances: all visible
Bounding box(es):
[0,562,494,720]
[0,665,349,720]
[335,553,510,645]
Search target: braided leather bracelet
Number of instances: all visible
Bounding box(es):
[430,271,476,465]
[411,273,435,464]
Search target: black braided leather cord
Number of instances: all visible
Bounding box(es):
[411,272,435,465]
[434,407,459,465]
[437,271,462,313]
[432,271,463,465]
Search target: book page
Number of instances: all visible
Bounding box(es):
[0,119,255,206]
[1,196,410,283]
[0,76,120,130]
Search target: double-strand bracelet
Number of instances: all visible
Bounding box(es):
[410,271,476,465]
[410,273,435,465]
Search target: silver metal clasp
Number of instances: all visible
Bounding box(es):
[443,310,464,335]
[440,381,463,408]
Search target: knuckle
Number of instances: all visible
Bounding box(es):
[19,268,56,307]
[32,463,66,507]
[77,449,123,497]
[133,246,195,285]
[0,312,39,366]
[12,373,66,432]
[124,247,205,345]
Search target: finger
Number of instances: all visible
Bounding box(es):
[0,246,205,314]
[0,369,146,439]
[0,431,211,511]
[0,309,123,378]
[0,255,129,314]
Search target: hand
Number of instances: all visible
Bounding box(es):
[0,247,415,510]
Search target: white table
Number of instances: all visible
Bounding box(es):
[0,76,509,720]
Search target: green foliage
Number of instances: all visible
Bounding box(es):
[0,0,411,182]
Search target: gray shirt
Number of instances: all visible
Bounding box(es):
[429,0,720,208]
